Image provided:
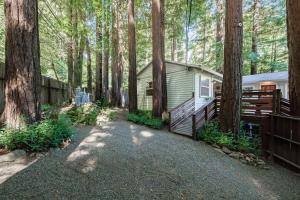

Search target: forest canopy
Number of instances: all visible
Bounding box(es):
[0,0,288,88]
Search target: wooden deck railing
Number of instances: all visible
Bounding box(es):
[215,90,281,120]
[169,94,195,132]
[280,98,291,116]
[192,99,217,139]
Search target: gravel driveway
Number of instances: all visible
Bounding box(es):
[0,120,299,200]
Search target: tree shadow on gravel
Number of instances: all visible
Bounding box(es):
[0,120,299,200]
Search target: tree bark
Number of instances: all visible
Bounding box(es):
[219,0,243,140]
[128,0,138,112]
[67,0,74,102]
[160,0,168,113]
[216,0,224,73]
[287,0,300,116]
[73,34,84,88]
[250,0,259,75]
[86,37,92,93]
[103,0,110,99]
[95,10,103,100]
[3,0,41,128]
[152,0,163,118]
[111,1,122,107]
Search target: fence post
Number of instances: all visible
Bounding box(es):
[168,112,172,132]
[272,89,281,114]
[192,115,197,140]
[270,115,275,161]
[205,106,208,121]
[48,78,51,105]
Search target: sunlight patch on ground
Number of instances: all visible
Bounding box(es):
[67,128,109,162]
[81,159,97,173]
[250,177,279,200]
[0,157,38,184]
[132,130,154,145]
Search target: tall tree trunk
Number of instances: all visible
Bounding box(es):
[171,28,177,62]
[160,0,167,113]
[86,37,92,93]
[152,0,163,117]
[95,10,103,100]
[72,6,78,90]
[250,0,259,75]
[67,0,74,102]
[3,0,41,128]
[103,0,110,99]
[74,34,84,88]
[216,0,224,73]
[111,1,122,107]
[287,0,300,116]
[128,0,138,112]
[219,0,243,140]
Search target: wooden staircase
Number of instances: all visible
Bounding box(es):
[169,95,217,139]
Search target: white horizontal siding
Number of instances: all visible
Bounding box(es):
[137,63,194,111]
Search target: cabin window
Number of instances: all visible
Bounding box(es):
[146,81,153,96]
[199,76,210,97]
[243,86,254,91]
[261,84,276,92]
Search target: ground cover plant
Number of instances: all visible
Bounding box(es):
[198,121,260,155]
[128,110,163,129]
[0,115,74,152]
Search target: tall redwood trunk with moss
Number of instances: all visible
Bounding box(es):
[86,37,92,93]
[152,0,163,118]
[287,0,300,116]
[95,9,103,101]
[3,0,41,128]
[111,0,122,107]
[128,0,138,112]
[219,0,243,140]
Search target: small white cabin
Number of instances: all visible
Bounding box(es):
[137,61,223,111]
[242,71,288,99]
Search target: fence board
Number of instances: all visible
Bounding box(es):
[0,62,68,114]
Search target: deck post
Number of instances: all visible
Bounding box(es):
[272,89,281,114]
[205,106,208,121]
[192,115,197,140]
[270,115,275,161]
[168,112,171,132]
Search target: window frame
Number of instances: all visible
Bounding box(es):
[199,75,210,98]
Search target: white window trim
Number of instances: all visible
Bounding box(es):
[199,75,210,98]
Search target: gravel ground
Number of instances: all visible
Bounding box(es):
[0,119,299,200]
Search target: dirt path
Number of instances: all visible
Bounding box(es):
[0,119,299,199]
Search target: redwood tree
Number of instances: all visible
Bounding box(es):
[3,0,41,128]
[128,0,138,112]
[111,0,122,107]
[251,0,260,75]
[95,9,103,101]
[287,0,300,116]
[152,0,164,118]
[219,0,243,139]
[86,37,92,93]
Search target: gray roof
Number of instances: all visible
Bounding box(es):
[243,71,288,85]
[137,60,223,78]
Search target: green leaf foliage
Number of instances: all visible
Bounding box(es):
[0,115,74,152]
[128,110,163,129]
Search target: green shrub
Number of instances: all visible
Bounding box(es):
[66,104,100,126]
[198,121,259,154]
[96,97,111,108]
[128,110,163,129]
[0,115,74,152]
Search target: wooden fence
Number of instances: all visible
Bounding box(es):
[261,114,300,171]
[0,62,68,113]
